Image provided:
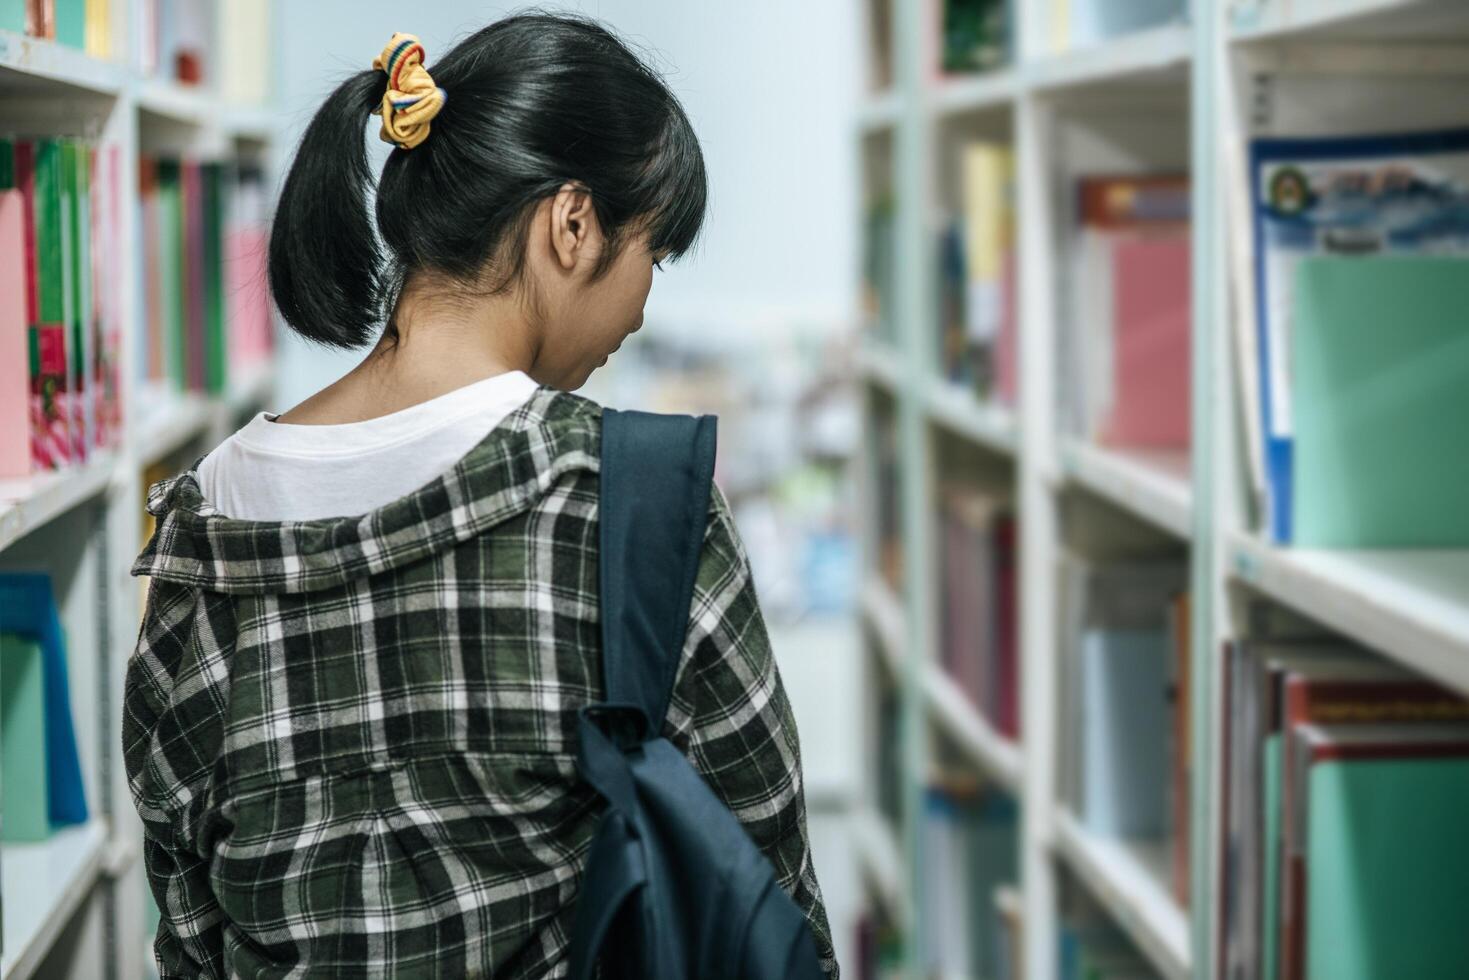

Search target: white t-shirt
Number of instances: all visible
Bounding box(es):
[197,370,541,521]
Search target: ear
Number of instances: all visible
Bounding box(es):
[548,181,597,272]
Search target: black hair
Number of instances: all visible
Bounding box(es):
[269,9,709,349]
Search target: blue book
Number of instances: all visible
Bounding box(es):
[0,573,89,826]
[1081,628,1170,838]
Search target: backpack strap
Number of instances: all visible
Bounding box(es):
[597,407,717,733]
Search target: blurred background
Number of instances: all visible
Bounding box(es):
[5,1,1469,978]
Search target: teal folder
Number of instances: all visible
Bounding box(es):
[1306,751,1469,979]
[1,633,50,842]
[1292,257,1469,547]
[1261,734,1281,980]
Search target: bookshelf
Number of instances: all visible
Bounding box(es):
[855,1,1469,978]
[0,3,279,977]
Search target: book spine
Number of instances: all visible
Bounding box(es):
[30,141,68,469]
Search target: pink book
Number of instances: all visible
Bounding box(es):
[1100,233,1191,450]
[0,191,30,478]
[225,227,270,365]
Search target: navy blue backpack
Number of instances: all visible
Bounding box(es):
[566,408,826,980]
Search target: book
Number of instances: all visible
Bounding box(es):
[1168,591,1191,905]
[53,0,80,46]
[937,0,1010,74]
[83,0,109,57]
[1081,627,1170,837]
[0,189,29,477]
[1,0,25,33]
[25,0,53,38]
[956,141,1017,405]
[1064,174,1190,444]
[1063,0,1185,50]
[1274,664,1469,980]
[1100,232,1190,450]
[0,633,50,842]
[1290,723,1469,980]
[1248,126,1469,543]
[220,0,270,104]
[0,573,88,827]
[1291,256,1469,547]
[27,140,71,470]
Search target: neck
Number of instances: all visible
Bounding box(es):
[275,277,540,425]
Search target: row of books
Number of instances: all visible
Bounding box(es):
[920,774,1019,979]
[936,141,1017,406]
[860,190,897,347]
[871,408,904,594]
[0,138,124,478]
[136,155,272,401]
[1046,0,1186,54]
[1,0,112,56]
[1057,557,1192,906]
[936,483,1019,739]
[1243,125,1469,546]
[1219,637,1469,980]
[0,573,89,843]
[1061,174,1192,453]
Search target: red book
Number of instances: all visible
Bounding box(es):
[993,513,1019,739]
[1276,669,1469,980]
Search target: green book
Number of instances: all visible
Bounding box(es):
[1,633,51,842]
[0,139,13,190]
[0,0,23,34]
[1292,256,1469,547]
[33,140,64,327]
[53,0,84,48]
[1301,724,1469,980]
[202,163,225,394]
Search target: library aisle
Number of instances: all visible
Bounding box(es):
[5,1,1469,979]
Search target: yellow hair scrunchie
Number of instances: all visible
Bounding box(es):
[371,32,447,150]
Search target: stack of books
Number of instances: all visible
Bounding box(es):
[920,773,1019,980]
[1058,556,1191,902]
[1062,174,1191,454]
[936,483,1019,739]
[935,0,1011,76]
[1242,127,1469,546]
[2,0,115,57]
[1220,640,1469,980]
[936,141,1017,407]
[0,138,125,479]
[1045,0,1186,53]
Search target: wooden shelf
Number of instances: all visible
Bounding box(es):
[1,821,109,980]
[1059,439,1191,539]
[930,68,1018,118]
[922,664,1022,792]
[0,452,117,553]
[1028,24,1192,93]
[0,30,124,96]
[1230,0,1469,42]
[1052,810,1189,980]
[858,89,902,133]
[1230,534,1469,696]
[925,381,1018,456]
[856,341,905,397]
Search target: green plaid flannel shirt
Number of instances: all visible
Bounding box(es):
[124,387,837,979]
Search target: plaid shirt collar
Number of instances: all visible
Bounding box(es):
[132,385,599,594]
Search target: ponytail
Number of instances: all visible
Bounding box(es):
[268,13,709,351]
[268,70,388,349]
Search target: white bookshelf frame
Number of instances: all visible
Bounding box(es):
[0,8,278,978]
[855,1,1469,977]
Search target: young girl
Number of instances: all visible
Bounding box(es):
[124,12,836,978]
